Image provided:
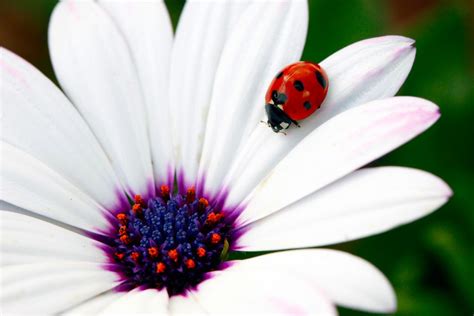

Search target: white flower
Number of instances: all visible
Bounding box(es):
[0,0,452,315]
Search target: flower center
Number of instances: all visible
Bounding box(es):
[110,186,230,295]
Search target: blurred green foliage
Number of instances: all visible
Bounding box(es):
[1,0,472,315]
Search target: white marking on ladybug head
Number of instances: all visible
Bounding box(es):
[280,122,290,129]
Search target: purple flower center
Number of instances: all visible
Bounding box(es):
[109,186,231,295]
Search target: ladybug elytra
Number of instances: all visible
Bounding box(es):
[264,61,329,133]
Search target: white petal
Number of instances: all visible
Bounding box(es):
[1,142,112,231]
[169,292,208,316]
[236,97,440,224]
[224,36,416,208]
[237,166,451,249]
[192,262,336,315]
[49,0,154,197]
[99,288,168,315]
[169,0,250,190]
[64,291,124,316]
[0,47,123,210]
[0,211,107,265]
[234,249,396,313]
[0,262,119,315]
[198,0,308,197]
[99,0,174,187]
[321,35,416,118]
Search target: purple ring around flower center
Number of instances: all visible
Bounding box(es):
[98,185,238,296]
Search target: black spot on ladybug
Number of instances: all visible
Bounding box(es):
[277,92,288,104]
[272,90,287,105]
[276,71,284,79]
[272,90,279,100]
[294,80,304,91]
[304,101,312,110]
[315,71,327,89]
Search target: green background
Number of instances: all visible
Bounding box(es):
[1,0,472,315]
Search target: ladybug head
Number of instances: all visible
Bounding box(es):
[265,102,298,134]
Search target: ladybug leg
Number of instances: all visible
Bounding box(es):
[271,124,286,135]
[271,124,283,133]
[282,115,300,128]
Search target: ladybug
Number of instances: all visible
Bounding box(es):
[264,61,329,133]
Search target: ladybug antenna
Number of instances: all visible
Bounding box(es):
[260,120,272,128]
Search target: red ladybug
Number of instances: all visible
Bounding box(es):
[264,61,328,133]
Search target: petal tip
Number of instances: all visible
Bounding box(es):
[414,168,454,202]
[404,97,441,120]
[436,177,453,199]
[397,37,417,56]
[386,299,398,314]
[394,35,416,46]
[373,274,397,314]
[380,36,416,56]
[372,35,415,46]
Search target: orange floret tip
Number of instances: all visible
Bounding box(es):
[116,213,127,221]
[168,249,179,262]
[207,212,217,223]
[211,233,221,244]
[134,194,143,204]
[186,186,196,203]
[186,259,196,269]
[132,203,141,213]
[120,234,130,244]
[148,247,159,258]
[131,252,140,262]
[156,262,166,273]
[115,252,124,260]
[197,247,206,258]
[198,198,209,207]
[207,212,223,224]
[118,225,127,235]
[160,185,170,196]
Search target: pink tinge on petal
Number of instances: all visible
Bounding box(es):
[348,105,440,157]
[0,57,26,85]
[233,97,440,226]
[65,0,80,19]
[348,35,413,46]
[269,298,309,316]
